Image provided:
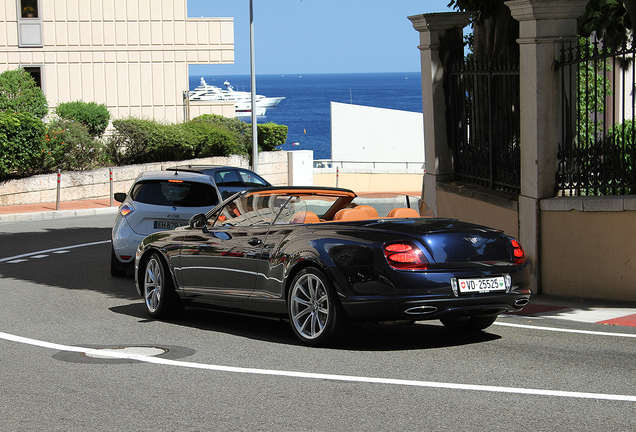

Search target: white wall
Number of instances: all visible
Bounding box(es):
[329,102,424,169]
[0,0,234,124]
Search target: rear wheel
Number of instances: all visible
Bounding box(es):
[143,252,183,318]
[288,267,345,346]
[110,247,129,277]
[440,315,498,332]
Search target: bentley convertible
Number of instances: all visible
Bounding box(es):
[135,186,530,346]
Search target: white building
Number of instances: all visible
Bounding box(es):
[0,0,236,122]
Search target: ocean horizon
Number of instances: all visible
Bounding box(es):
[189,72,423,160]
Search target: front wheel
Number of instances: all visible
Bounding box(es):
[440,315,498,332]
[287,267,345,346]
[143,252,182,318]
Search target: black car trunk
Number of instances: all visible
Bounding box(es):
[363,219,515,268]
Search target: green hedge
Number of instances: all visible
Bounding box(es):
[55,101,110,137]
[1,112,288,177]
[0,69,48,119]
[106,115,287,166]
[0,111,46,178]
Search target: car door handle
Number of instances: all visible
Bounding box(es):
[248,238,263,246]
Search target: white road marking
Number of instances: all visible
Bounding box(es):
[0,331,634,402]
[7,259,28,264]
[554,308,636,323]
[495,322,636,338]
[31,255,48,259]
[0,240,111,263]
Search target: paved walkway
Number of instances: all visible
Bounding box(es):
[1,198,636,328]
[0,198,117,222]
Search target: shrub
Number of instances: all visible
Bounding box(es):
[0,111,46,178]
[0,68,48,119]
[106,117,155,165]
[55,101,110,137]
[192,114,251,151]
[44,118,106,171]
[258,123,288,151]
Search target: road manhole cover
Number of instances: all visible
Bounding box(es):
[83,346,168,359]
[53,344,195,364]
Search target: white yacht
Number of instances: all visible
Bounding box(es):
[189,77,285,109]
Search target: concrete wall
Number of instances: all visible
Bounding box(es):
[541,196,636,301]
[313,169,423,194]
[0,151,287,206]
[436,186,519,238]
[330,102,424,166]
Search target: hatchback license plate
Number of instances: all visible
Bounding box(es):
[458,276,506,293]
[154,221,186,230]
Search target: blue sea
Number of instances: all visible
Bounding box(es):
[188,72,423,160]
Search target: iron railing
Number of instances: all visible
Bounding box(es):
[555,37,636,196]
[447,58,521,194]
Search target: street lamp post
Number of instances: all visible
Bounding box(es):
[249,0,258,173]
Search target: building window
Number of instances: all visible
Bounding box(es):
[21,0,38,18]
[22,66,42,89]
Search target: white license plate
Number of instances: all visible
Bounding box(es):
[458,276,506,293]
[154,221,187,230]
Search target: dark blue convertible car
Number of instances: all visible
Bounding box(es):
[135,187,530,346]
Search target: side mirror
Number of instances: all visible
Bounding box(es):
[189,213,207,229]
[114,192,126,203]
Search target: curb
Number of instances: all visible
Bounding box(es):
[0,206,118,223]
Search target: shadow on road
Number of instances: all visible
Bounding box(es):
[0,227,138,300]
[110,302,501,351]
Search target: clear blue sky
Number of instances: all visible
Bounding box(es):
[187,0,455,76]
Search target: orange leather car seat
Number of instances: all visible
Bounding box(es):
[290,211,320,224]
[356,205,379,218]
[387,207,420,218]
[333,208,369,221]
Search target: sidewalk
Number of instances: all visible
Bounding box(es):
[0,198,118,223]
[1,198,636,328]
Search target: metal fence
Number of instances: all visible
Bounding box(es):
[447,58,521,194]
[555,37,636,196]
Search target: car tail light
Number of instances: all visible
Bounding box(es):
[119,203,134,217]
[383,242,429,270]
[510,237,526,265]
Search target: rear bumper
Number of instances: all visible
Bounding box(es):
[341,291,531,321]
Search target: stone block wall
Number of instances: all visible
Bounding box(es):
[0,151,288,206]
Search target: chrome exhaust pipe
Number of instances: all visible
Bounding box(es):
[404,305,438,315]
[515,298,530,307]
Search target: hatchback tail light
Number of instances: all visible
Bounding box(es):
[119,203,135,218]
[383,242,429,270]
[509,237,526,265]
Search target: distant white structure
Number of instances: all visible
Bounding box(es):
[327,102,425,170]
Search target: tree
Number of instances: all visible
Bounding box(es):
[447,0,519,59]
[579,0,632,49]
[0,69,48,118]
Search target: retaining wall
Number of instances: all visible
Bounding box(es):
[0,151,288,206]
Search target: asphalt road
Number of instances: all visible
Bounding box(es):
[1,215,635,431]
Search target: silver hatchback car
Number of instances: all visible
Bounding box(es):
[111,170,221,276]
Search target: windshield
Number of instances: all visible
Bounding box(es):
[131,180,219,207]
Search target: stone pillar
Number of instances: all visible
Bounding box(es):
[409,13,470,215]
[506,0,588,293]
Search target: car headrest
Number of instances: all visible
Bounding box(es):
[333,208,369,221]
[387,207,420,218]
[356,205,379,218]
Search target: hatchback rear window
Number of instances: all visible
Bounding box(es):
[131,180,219,207]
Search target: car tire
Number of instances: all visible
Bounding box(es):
[110,247,129,277]
[142,252,183,319]
[287,267,345,347]
[440,314,498,332]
